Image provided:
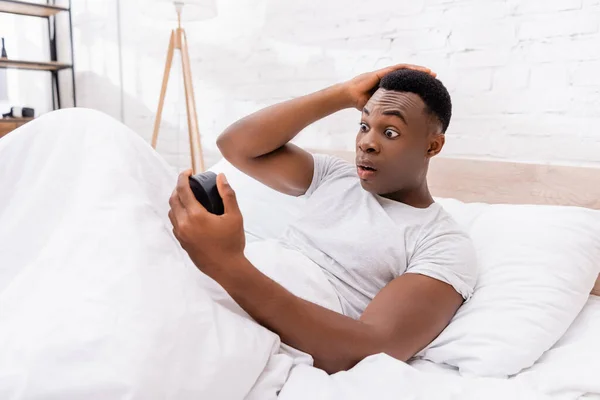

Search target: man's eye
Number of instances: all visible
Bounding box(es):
[359,123,369,132]
[384,129,399,138]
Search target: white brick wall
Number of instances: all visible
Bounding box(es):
[7,0,600,169]
[110,0,600,168]
[518,10,598,40]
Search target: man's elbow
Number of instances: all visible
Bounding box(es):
[216,131,232,158]
[216,122,257,163]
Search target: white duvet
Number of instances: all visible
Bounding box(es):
[279,355,556,400]
[0,109,597,399]
[0,109,296,399]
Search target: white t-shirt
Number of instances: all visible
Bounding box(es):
[279,154,478,319]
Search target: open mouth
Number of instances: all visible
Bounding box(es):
[358,165,377,172]
[357,163,378,179]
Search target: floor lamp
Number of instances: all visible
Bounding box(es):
[150,0,216,174]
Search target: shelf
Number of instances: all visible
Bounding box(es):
[0,117,34,123]
[0,0,68,17]
[0,117,33,139]
[0,58,72,71]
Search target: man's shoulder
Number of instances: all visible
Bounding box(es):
[313,153,356,175]
[310,153,357,188]
[410,205,478,298]
[304,153,358,198]
[418,205,475,253]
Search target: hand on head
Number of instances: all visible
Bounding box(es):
[344,64,437,110]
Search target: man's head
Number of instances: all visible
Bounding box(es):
[355,68,452,200]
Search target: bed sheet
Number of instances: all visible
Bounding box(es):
[410,336,600,400]
[279,353,552,400]
[279,297,600,400]
[279,355,600,400]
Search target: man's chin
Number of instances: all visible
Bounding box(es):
[359,178,397,198]
[358,178,378,193]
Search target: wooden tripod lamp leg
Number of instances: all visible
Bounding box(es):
[151,30,176,149]
[179,28,204,174]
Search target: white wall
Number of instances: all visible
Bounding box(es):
[5,0,600,169]
[115,0,600,168]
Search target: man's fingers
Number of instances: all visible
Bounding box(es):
[168,209,177,228]
[378,63,436,78]
[400,64,432,74]
[216,173,241,216]
[176,169,205,214]
[169,189,187,224]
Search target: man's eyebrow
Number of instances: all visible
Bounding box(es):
[362,107,370,115]
[382,110,407,124]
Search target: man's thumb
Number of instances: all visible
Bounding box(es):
[216,173,240,215]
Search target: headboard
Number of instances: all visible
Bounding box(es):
[314,150,600,297]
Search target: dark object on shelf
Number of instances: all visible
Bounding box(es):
[0,0,77,110]
[1,37,7,58]
[189,172,224,216]
[3,106,35,118]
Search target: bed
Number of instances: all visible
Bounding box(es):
[1,109,599,400]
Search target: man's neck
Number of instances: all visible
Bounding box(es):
[381,179,434,209]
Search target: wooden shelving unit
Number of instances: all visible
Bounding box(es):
[0,0,68,17]
[0,117,33,123]
[0,0,76,115]
[0,58,72,71]
[0,117,34,138]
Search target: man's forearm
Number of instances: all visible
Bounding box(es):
[211,256,386,374]
[217,84,352,159]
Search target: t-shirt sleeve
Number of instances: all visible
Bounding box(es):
[304,153,352,197]
[406,225,478,301]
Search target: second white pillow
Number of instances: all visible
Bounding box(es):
[420,200,600,378]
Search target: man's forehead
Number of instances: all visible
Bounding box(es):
[364,89,424,113]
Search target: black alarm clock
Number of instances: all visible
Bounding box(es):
[188,171,224,215]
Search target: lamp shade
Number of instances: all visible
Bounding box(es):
[141,0,217,22]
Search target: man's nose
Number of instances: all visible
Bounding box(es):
[357,131,381,154]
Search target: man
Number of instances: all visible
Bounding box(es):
[168,64,477,374]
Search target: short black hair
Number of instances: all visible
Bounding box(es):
[379,69,452,133]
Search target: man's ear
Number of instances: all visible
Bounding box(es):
[427,133,445,158]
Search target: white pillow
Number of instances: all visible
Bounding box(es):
[420,199,600,378]
[513,295,600,399]
[208,158,305,241]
